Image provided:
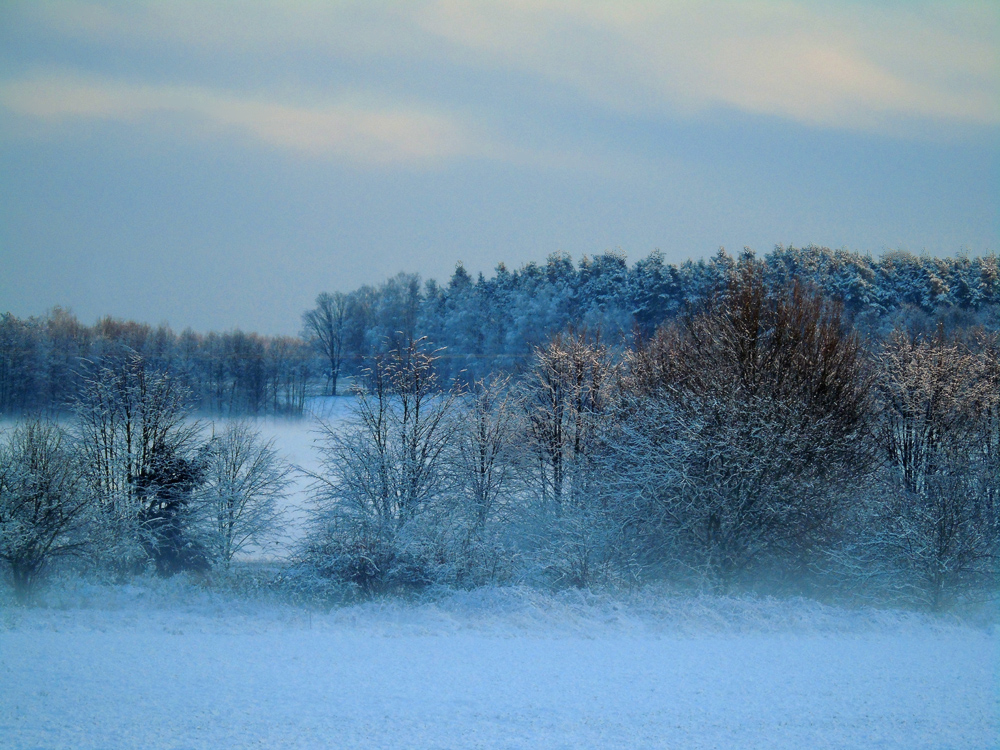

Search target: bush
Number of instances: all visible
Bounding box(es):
[0,420,95,602]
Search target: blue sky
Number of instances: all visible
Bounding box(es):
[1,1,997,334]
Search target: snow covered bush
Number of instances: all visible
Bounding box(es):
[603,255,877,591]
[0,420,95,602]
[300,338,461,594]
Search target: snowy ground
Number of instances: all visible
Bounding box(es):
[219,396,354,549]
[2,582,997,750]
[2,409,998,748]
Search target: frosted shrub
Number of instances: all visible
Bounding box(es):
[300,339,459,594]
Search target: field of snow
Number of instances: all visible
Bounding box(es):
[214,397,354,556]
[2,582,997,750]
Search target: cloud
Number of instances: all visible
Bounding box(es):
[29,1,429,58]
[0,73,480,164]
[13,1,1000,137]
[418,0,999,133]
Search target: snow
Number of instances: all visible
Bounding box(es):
[2,410,997,748]
[195,397,354,552]
[2,582,997,749]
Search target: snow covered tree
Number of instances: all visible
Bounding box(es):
[74,353,206,575]
[612,256,875,590]
[452,375,522,527]
[522,330,617,509]
[447,374,524,585]
[202,421,292,569]
[869,327,1000,608]
[304,338,459,592]
[0,420,94,602]
[520,331,623,587]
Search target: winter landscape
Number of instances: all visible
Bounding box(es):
[2,381,999,749]
[3,2,999,749]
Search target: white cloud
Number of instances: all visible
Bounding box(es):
[0,73,480,164]
[15,1,1000,136]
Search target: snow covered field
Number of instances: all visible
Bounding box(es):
[2,583,997,750]
[230,398,355,549]
[2,408,998,748]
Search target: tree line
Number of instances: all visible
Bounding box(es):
[5,246,1000,416]
[305,245,1000,391]
[297,256,999,610]
[2,247,999,609]
[0,311,311,416]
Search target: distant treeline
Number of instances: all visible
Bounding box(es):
[3,249,1000,609]
[304,245,1000,386]
[0,313,311,416]
[3,245,999,415]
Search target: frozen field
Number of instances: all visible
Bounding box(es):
[1,583,997,750]
[222,398,355,543]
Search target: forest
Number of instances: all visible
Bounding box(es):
[1,245,999,611]
[3,244,1000,414]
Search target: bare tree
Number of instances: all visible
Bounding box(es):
[74,353,205,574]
[0,420,93,602]
[603,391,857,589]
[448,374,524,584]
[202,421,292,569]
[266,336,312,414]
[522,330,616,509]
[303,292,348,396]
[305,338,459,592]
[453,375,522,527]
[519,331,625,587]
[871,327,999,608]
[611,256,875,590]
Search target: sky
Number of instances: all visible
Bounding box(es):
[1,1,997,335]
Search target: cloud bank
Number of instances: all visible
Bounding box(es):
[11,0,996,140]
[0,73,486,164]
[420,0,998,132]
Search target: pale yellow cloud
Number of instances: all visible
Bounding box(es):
[0,74,478,164]
[419,0,999,133]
